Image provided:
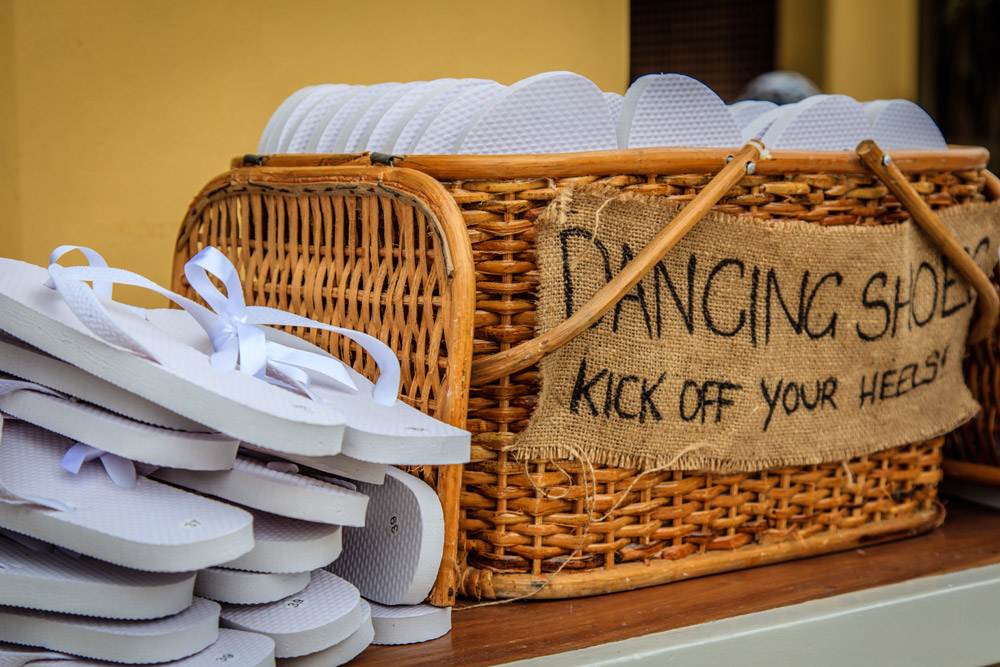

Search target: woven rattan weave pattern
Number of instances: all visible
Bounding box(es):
[175,150,989,601]
[449,167,980,596]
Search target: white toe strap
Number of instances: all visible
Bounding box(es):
[44,246,401,406]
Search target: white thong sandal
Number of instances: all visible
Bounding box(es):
[344,81,426,153]
[258,85,324,153]
[0,246,400,457]
[0,534,195,620]
[145,309,470,466]
[410,81,505,154]
[151,456,368,527]
[365,78,457,153]
[284,85,359,154]
[0,332,204,431]
[728,99,778,130]
[275,600,373,667]
[240,443,386,485]
[389,79,496,154]
[604,91,624,124]
[618,73,742,148]
[276,84,352,153]
[456,71,617,154]
[0,630,275,667]
[196,568,312,606]
[221,507,342,575]
[220,570,364,659]
[760,94,870,150]
[308,83,399,153]
[864,99,947,149]
[0,377,238,471]
[0,597,220,664]
[0,420,253,572]
[328,467,444,605]
[369,601,451,645]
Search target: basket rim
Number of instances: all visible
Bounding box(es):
[231,145,991,180]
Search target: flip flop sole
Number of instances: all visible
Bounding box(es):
[328,467,444,605]
[369,601,451,645]
[220,570,364,659]
[0,258,346,456]
[0,597,220,664]
[0,421,253,572]
[0,535,195,620]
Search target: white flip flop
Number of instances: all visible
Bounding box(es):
[729,99,778,130]
[222,507,342,574]
[344,81,427,153]
[328,467,444,605]
[0,257,344,456]
[272,85,344,154]
[0,246,401,457]
[0,597,219,664]
[0,534,195,620]
[276,600,373,667]
[330,83,407,153]
[456,71,617,154]
[308,83,398,153]
[369,601,451,645]
[282,84,356,153]
[241,444,386,485]
[410,81,505,154]
[0,332,204,432]
[0,630,275,667]
[864,99,947,149]
[0,420,253,572]
[151,456,369,527]
[276,84,348,153]
[739,104,784,142]
[618,73,743,148]
[196,568,311,606]
[389,79,496,154]
[0,377,238,471]
[364,79,456,153]
[761,94,870,150]
[258,86,322,153]
[145,308,470,466]
[220,570,364,659]
[604,91,624,124]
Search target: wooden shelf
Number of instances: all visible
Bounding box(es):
[353,498,1000,666]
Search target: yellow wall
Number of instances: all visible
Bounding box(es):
[1,0,18,260]
[3,0,629,305]
[778,0,919,102]
[824,0,918,101]
[776,0,825,89]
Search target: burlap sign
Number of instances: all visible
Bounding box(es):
[515,186,1000,472]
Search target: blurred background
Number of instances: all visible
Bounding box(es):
[1,0,996,305]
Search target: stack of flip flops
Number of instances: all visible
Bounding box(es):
[0,245,470,665]
[261,72,947,155]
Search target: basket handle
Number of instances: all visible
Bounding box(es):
[469,140,764,386]
[857,139,999,344]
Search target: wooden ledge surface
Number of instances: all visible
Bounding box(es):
[353,499,1000,666]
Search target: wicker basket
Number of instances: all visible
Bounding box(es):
[173,144,996,605]
[945,256,1000,486]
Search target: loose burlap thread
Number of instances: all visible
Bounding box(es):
[514,185,1000,473]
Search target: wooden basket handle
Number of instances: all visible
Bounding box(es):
[857,139,999,344]
[469,141,764,386]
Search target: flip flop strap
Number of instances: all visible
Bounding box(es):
[0,380,164,496]
[45,246,400,406]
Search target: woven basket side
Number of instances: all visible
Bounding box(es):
[450,167,985,594]
[948,261,1000,468]
[172,167,477,606]
[175,154,987,601]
